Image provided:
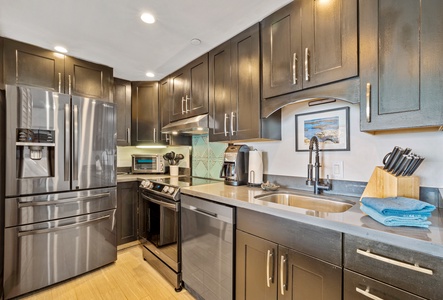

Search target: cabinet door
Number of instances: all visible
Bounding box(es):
[231,23,261,141]
[131,81,159,145]
[114,78,132,146]
[187,53,209,118]
[170,68,187,122]
[261,1,302,99]
[236,230,278,300]
[65,56,113,100]
[159,78,170,143]
[302,0,357,89]
[117,181,138,245]
[3,38,65,91]
[360,0,443,131]
[344,270,426,300]
[208,40,231,142]
[279,246,341,300]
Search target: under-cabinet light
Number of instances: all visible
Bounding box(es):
[136,145,167,149]
[141,13,156,24]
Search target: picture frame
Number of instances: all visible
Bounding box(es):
[295,107,350,152]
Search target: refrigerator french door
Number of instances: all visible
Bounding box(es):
[3,85,117,299]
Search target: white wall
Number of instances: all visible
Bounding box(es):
[248,101,443,188]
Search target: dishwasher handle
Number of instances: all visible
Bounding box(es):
[182,201,234,224]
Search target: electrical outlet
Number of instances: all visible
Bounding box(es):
[332,161,344,179]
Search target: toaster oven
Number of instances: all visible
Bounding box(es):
[132,154,165,174]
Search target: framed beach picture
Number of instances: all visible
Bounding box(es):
[295,107,350,152]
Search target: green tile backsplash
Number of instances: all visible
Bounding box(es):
[192,135,227,179]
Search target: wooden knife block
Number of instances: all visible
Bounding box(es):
[360,166,420,200]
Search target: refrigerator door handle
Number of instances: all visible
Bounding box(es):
[64,103,70,181]
[18,192,111,208]
[18,214,111,237]
[73,104,79,181]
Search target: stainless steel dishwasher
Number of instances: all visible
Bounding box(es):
[181,194,235,300]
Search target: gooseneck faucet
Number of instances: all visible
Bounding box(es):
[306,136,332,194]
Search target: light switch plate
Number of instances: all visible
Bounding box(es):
[332,161,344,179]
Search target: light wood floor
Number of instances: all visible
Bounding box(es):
[17,245,195,300]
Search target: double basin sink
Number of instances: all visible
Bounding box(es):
[254,192,356,213]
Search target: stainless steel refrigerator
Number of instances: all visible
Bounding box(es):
[3,85,117,299]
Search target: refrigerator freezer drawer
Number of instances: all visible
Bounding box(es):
[3,209,117,299]
[5,187,117,227]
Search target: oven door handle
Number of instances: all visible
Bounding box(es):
[141,194,178,211]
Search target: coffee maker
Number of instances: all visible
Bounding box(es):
[220,144,249,186]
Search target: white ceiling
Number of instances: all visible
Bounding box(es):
[0,0,292,81]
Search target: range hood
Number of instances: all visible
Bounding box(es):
[162,114,209,135]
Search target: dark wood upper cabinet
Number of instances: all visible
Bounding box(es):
[170,54,208,122]
[3,38,65,92]
[2,38,113,101]
[261,0,357,99]
[360,0,443,131]
[261,2,302,99]
[131,81,159,145]
[209,24,262,142]
[65,56,113,100]
[114,78,132,146]
[159,78,170,143]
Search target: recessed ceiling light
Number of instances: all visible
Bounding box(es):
[190,38,201,46]
[54,46,68,53]
[141,13,155,24]
[146,72,155,78]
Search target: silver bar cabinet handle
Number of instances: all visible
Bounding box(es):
[356,249,433,275]
[73,104,79,181]
[266,249,274,288]
[185,95,190,113]
[153,128,156,143]
[58,73,62,93]
[305,48,310,81]
[280,255,287,295]
[181,97,185,114]
[356,287,384,300]
[64,103,70,181]
[127,128,131,144]
[68,75,72,94]
[366,83,371,123]
[292,53,297,85]
[230,111,235,136]
[224,113,229,136]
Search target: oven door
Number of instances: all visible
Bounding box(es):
[139,191,179,247]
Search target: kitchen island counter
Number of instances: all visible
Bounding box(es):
[181,182,443,257]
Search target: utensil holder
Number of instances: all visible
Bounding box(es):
[360,166,420,201]
[170,165,179,177]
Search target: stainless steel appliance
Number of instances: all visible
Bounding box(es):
[138,177,220,292]
[220,144,250,186]
[132,154,166,174]
[3,85,117,299]
[181,194,235,300]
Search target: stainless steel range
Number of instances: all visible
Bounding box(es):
[138,177,220,292]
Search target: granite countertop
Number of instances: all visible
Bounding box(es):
[181,182,443,257]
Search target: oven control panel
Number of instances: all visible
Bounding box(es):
[140,180,179,201]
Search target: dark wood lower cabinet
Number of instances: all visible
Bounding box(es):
[344,270,426,300]
[116,181,138,246]
[236,230,341,300]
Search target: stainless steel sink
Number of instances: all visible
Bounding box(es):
[254,192,355,213]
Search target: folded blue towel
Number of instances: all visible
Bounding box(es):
[361,197,435,217]
[360,204,432,228]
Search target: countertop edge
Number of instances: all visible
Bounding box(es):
[181,184,443,258]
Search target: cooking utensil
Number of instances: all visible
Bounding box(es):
[389,148,411,173]
[405,156,425,176]
[394,155,412,176]
[383,146,401,170]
